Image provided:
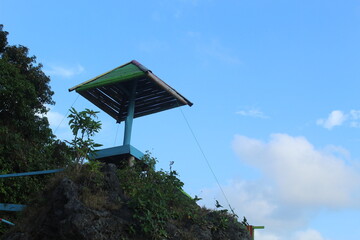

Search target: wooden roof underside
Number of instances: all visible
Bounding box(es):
[70,60,193,123]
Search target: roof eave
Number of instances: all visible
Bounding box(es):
[146,71,193,107]
[68,60,136,92]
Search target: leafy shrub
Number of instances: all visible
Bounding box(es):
[117,154,198,239]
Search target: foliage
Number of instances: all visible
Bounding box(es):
[116,156,248,239]
[66,107,102,167]
[0,25,71,234]
[117,155,198,239]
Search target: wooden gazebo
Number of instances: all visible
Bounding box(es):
[69,60,193,165]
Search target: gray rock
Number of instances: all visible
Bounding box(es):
[2,164,251,240]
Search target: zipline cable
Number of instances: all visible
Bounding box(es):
[178,106,237,216]
[53,95,79,134]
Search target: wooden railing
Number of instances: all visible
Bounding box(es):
[0,168,64,226]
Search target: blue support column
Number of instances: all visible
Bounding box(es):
[123,81,137,145]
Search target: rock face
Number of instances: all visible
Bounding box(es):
[2,164,132,240]
[2,164,251,240]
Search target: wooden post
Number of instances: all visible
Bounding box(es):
[247,226,254,239]
[247,225,265,240]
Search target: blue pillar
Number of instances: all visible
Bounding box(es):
[123,81,137,145]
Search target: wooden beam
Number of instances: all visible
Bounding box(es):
[147,72,192,106]
[91,89,121,112]
[135,102,180,118]
[98,86,124,104]
[136,96,175,109]
[80,91,119,120]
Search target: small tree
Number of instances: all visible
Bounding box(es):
[67,107,102,168]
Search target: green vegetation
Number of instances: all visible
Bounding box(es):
[67,107,102,167]
[116,155,246,240]
[118,155,196,239]
[2,151,248,239]
[0,25,71,234]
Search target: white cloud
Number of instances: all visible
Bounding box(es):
[350,110,360,120]
[44,64,84,78]
[317,109,360,129]
[36,108,66,129]
[199,133,360,240]
[200,178,312,231]
[323,145,350,159]
[350,110,360,128]
[232,134,360,207]
[237,109,269,119]
[316,110,347,129]
[46,110,67,129]
[350,121,360,128]
[224,181,277,223]
[36,108,72,140]
[200,178,310,238]
[293,229,326,240]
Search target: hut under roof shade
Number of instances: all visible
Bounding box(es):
[69,60,193,123]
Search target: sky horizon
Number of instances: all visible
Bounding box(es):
[2,1,360,239]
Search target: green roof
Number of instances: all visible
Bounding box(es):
[69,60,192,123]
[75,63,146,91]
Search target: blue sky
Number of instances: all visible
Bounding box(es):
[2,0,360,239]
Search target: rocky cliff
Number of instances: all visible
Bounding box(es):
[2,164,251,240]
